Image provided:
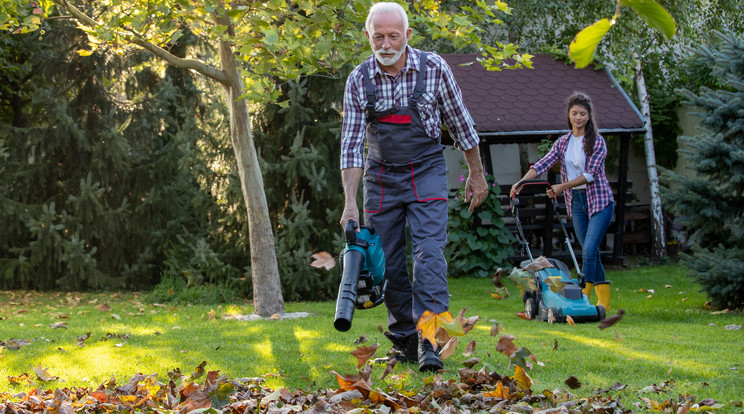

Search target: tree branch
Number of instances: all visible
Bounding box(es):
[53,0,230,84]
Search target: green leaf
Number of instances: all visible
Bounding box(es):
[569,18,612,69]
[621,0,676,40]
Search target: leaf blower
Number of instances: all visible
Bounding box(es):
[333,220,387,332]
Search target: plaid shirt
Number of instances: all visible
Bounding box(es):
[532,132,614,217]
[340,47,479,169]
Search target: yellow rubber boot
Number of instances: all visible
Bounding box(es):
[594,282,611,312]
[582,282,594,300]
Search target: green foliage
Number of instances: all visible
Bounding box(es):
[660,30,744,309]
[252,78,345,301]
[446,173,515,278]
[0,19,242,291]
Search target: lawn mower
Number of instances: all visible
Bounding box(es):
[510,180,606,323]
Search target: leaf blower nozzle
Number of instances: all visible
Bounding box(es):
[333,220,386,332]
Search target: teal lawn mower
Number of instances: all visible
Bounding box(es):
[511,180,606,323]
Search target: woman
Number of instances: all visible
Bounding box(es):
[510,92,614,311]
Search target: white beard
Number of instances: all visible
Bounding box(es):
[372,39,407,67]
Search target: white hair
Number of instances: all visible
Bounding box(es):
[366,2,409,33]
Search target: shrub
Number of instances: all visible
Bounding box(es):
[446,172,515,278]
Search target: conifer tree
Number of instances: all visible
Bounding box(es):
[660,30,744,309]
[252,77,345,301]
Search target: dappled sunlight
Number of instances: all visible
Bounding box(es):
[545,330,717,376]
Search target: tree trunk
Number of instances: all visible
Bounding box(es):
[218,40,285,317]
[634,56,667,262]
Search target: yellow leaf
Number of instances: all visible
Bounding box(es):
[483,380,510,399]
[569,18,612,68]
[416,310,455,350]
[513,365,533,391]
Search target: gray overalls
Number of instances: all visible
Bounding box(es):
[361,53,449,339]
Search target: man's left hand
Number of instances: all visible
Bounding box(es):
[464,172,488,212]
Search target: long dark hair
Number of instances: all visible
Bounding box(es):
[566,92,598,157]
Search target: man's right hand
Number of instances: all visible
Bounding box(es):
[340,204,360,230]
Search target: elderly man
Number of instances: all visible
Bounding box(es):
[339,2,487,372]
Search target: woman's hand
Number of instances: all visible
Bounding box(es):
[546,183,565,198]
[510,183,519,198]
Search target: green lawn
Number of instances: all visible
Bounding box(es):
[1,262,742,411]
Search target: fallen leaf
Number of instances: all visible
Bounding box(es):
[513,365,532,390]
[96,303,111,312]
[598,309,625,329]
[565,315,575,326]
[49,321,67,329]
[33,364,59,382]
[516,311,530,320]
[270,313,282,320]
[350,343,379,369]
[310,251,336,270]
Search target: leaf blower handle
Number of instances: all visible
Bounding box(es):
[345,220,358,244]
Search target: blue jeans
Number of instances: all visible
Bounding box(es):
[571,190,614,283]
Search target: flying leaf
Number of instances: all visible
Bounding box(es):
[566,315,576,326]
[522,256,553,273]
[565,375,582,389]
[310,251,336,270]
[351,343,379,369]
[490,321,503,336]
[417,310,456,350]
[190,360,207,380]
[494,334,517,357]
[598,309,625,329]
[455,309,480,335]
[462,340,476,357]
[439,337,458,360]
[510,347,537,371]
[491,267,508,287]
[621,0,676,39]
[379,359,397,380]
[509,268,537,295]
[569,18,612,69]
[544,277,566,294]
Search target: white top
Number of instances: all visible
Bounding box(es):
[565,133,593,188]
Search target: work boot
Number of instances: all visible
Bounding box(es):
[594,281,611,312]
[384,332,418,364]
[418,332,443,372]
[582,282,594,300]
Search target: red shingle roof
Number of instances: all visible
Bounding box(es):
[441,54,645,139]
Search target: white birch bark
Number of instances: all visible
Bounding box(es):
[634,55,667,261]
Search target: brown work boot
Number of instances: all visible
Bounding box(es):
[418,332,443,372]
[384,331,418,363]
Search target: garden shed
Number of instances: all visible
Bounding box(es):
[441,54,647,265]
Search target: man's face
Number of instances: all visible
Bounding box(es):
[367,11,410,67]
